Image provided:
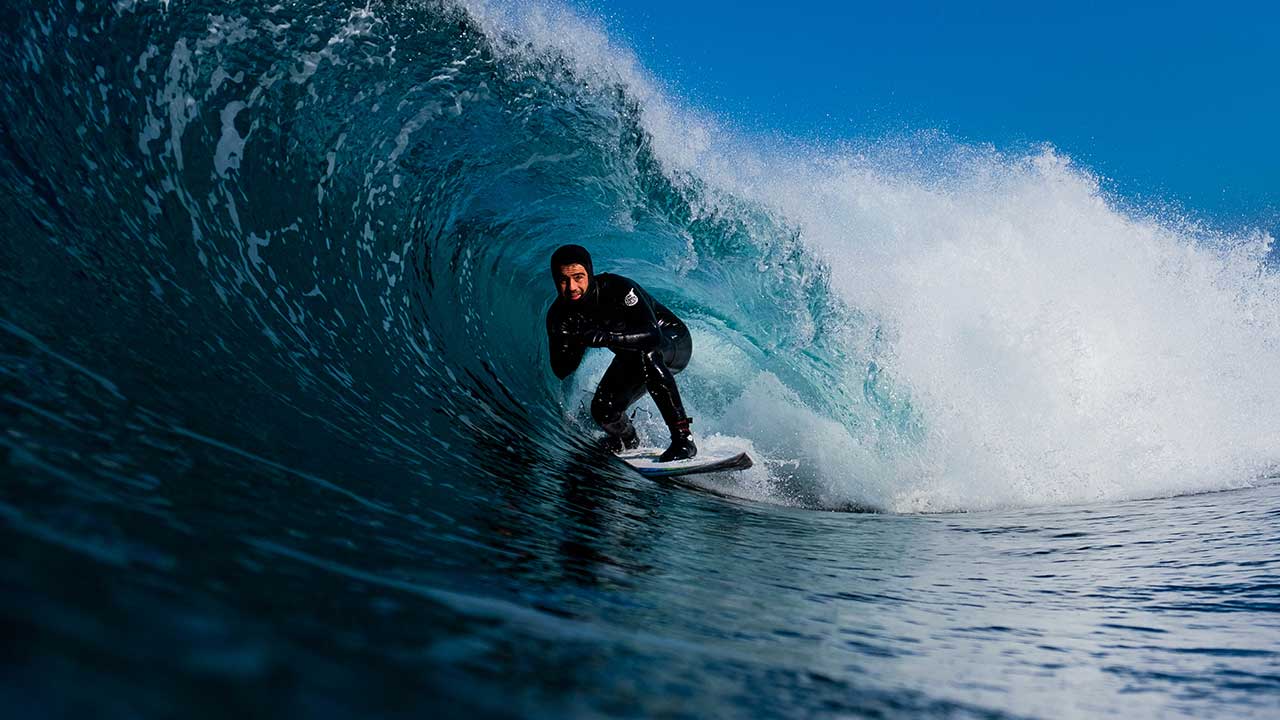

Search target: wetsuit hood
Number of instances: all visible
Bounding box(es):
[550,244,594,279]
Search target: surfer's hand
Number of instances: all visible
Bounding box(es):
[552,315,583,340]
[581,328,613,348]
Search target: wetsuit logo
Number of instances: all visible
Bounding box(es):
[624,288,638,307]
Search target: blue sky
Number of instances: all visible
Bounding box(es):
[569,0,1278,235]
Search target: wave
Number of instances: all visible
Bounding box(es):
[2,0,1278,514]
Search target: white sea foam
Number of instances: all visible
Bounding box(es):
[743,151,1280,512]
[485,0,1280,511]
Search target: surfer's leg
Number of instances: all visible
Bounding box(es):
[640,350,697,462]
[591,353,646,452]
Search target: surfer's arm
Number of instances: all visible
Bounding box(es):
[590,325,660,350]
[547,311,586,379]
[550,343,584,379]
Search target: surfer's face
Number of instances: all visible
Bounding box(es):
[555,263,589,301]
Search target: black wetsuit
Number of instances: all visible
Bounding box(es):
[546,272,692,441]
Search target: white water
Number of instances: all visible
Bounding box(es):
[738,151,1280,511]
[474,0,1280,512]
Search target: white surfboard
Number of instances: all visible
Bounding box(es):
[619,446,753,479]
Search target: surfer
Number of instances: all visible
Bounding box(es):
[546,244,697,462]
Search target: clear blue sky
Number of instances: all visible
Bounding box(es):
[569,0,1278,235]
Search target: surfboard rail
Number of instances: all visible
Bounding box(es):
[620,450,753,479]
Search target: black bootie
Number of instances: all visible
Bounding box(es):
[658,418,697,462]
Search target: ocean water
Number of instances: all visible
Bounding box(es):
[2,1,1278,717]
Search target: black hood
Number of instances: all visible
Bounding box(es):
[550,244,594,278]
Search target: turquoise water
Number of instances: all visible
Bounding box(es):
[3,1,1278,717]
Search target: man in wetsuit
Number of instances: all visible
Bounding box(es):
[545,244,697,462]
